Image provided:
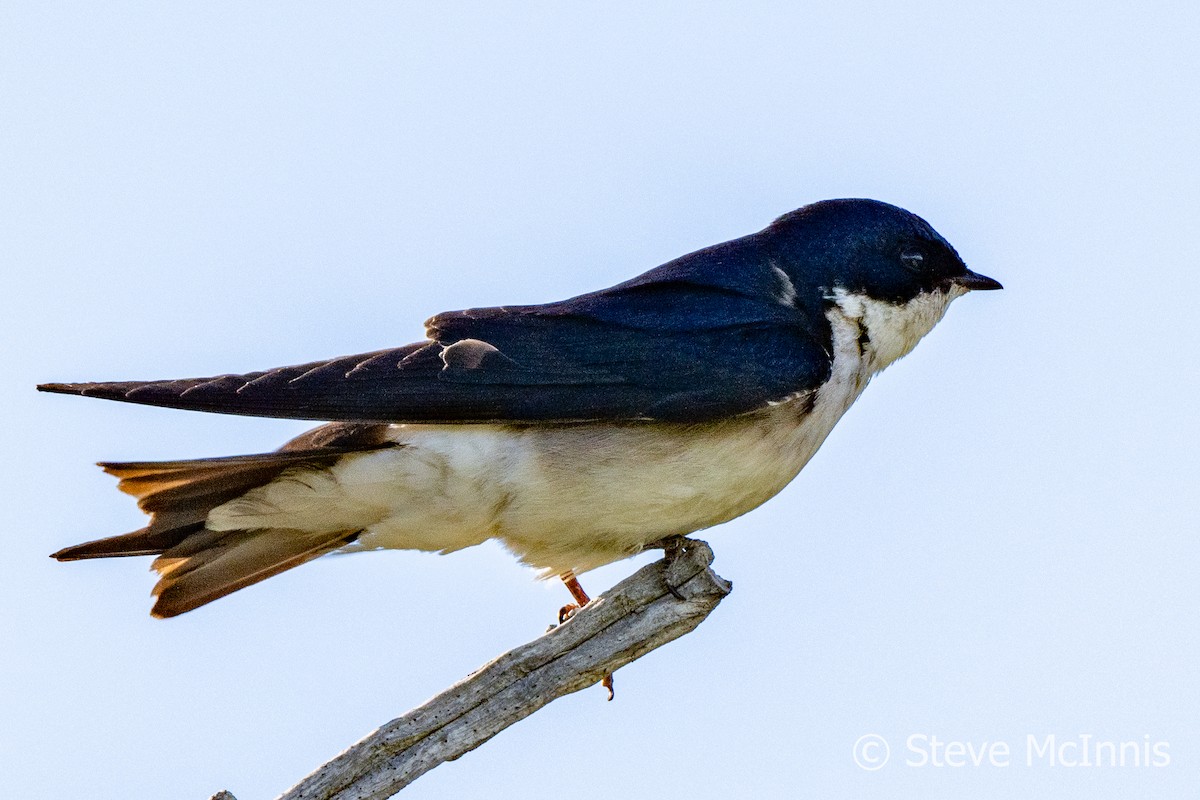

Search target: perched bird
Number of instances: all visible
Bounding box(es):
[42,198,1000,622]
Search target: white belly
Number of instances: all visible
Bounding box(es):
[347,387,860,576]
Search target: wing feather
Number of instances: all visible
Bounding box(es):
[38,238,834,423]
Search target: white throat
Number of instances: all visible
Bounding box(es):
[828,285,965,374]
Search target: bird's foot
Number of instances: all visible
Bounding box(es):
[558,571,615,701]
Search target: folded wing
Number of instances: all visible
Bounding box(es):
[39,275,832,424]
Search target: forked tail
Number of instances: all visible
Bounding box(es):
[53,432,392,617]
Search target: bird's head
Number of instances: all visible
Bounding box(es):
[769,198,1002,368]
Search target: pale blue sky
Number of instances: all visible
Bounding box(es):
[3,3,1197,798]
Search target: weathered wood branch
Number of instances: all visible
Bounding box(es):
[240,538,731,800]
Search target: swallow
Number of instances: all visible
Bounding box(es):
[41,198,1001,622]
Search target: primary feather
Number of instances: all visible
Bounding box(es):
[38,223,834,424]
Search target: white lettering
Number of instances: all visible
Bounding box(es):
[1027,734,1055,765]
[905,734,1010,767]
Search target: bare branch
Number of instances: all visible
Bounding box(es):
[271,539,730,800]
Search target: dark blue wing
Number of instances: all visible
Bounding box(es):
[39,235,834,423]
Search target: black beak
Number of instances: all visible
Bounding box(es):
[954,269,1003,291]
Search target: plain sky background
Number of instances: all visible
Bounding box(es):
[3,2,1198,798]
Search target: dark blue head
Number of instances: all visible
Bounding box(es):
[768,199,1001,303]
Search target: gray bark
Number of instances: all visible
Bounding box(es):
[256,539,731,799]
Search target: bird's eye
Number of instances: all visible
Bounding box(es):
[900,248,925,272]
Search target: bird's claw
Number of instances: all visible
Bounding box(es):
[558,571,614,700]
[557,606,615,699]
[558,603,580,624]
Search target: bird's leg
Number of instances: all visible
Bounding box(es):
[558,571,615,701]
[557,570,591,622]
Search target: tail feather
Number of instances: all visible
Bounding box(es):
[52,523,204,561]
[100,450,354,512]
[150,528,358,618]
[52,426,394,615]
